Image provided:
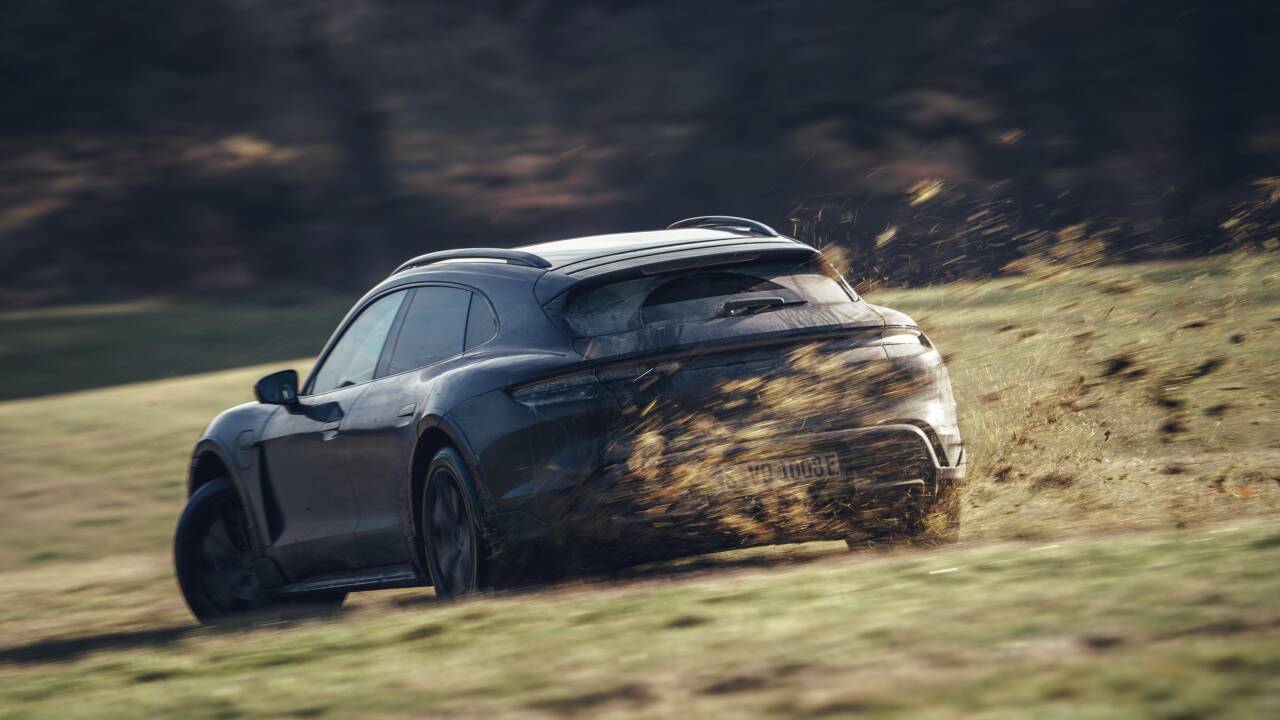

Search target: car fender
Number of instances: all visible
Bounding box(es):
[407,410,489,515]
[187,401,278,552]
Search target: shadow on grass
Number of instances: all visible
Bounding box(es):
[0,625,194,665]
[554,541,855,588]
[0,604,353,665]
[0,544,863,666]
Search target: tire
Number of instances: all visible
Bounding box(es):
[175,478,346,624]
[175,478,274,624]
[421,448,490,600]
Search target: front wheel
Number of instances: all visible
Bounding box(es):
[175,478,345,624]
[175,478,274,624]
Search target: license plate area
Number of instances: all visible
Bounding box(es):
[724,451,843,495]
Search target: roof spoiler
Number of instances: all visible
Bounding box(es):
[666,215,780,237]
[534,241,817,305]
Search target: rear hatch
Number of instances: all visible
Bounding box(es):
[546,255,900,458]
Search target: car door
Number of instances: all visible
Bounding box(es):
[338,284,475,568]
[258,289,407,579]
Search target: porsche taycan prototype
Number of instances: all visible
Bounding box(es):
[175,216,964,623]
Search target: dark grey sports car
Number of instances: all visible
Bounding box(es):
[175,216,964,623]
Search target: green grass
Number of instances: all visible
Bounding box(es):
[0,254,1278,718]
[1,524,1278,718]
[0,360,319,569]
[0,295,351,400]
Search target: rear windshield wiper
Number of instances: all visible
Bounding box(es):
[719,296,806,317]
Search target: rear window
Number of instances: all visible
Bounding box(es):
[562,259,853,337]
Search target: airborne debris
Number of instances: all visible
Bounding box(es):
[1203,403,1231,418]
[1033,473,1076,489]
[875,225,898,248]
[908,179,944,206]
[1100,352,1145,380]
[1191,358,1225,378]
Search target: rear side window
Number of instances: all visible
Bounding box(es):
[562,259,853,337]
[383,286,470,375]
[465,293,498,350]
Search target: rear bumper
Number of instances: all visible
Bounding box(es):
[654,423,964,492]
[486,423,963,547]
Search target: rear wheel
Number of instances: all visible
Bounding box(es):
[422,448,489,600]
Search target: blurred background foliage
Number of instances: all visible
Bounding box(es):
[1,0,1278,305]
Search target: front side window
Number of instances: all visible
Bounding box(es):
[383,286,470,375]
[310,291,406,394]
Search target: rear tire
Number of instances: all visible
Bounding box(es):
[421,448,490,600]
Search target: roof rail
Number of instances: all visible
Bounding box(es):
[666,215,780,237]
[391,248,551,276]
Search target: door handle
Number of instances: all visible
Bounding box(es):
[397,403,416,417]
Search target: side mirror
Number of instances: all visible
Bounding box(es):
[254,369,299,405]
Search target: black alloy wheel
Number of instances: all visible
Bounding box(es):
[175,478,271,624]
[423,449,484,599]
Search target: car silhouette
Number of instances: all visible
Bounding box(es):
[174,216,965,623]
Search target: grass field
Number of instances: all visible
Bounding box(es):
[0,295,352,401]
[0,253,1277,717]
[2,523,1279,719]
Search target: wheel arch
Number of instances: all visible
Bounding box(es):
[184,437,276,558]
[188,439,238,498]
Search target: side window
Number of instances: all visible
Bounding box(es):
[310,291,406,394]
[465,293,498,350]
[383,286,470,375]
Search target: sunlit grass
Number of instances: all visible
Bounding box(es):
[1,523,1278,718]
[877,252,1280,541]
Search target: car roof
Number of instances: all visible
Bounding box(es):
[518,228,807,273]
[382,226,819,304]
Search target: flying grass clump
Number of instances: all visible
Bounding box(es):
[1100,352,1146,381]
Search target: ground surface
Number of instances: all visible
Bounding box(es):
[0,254,1277,717]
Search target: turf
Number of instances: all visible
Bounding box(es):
[1,524,1278,718]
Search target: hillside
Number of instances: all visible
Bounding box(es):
[0,254,1277,716]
